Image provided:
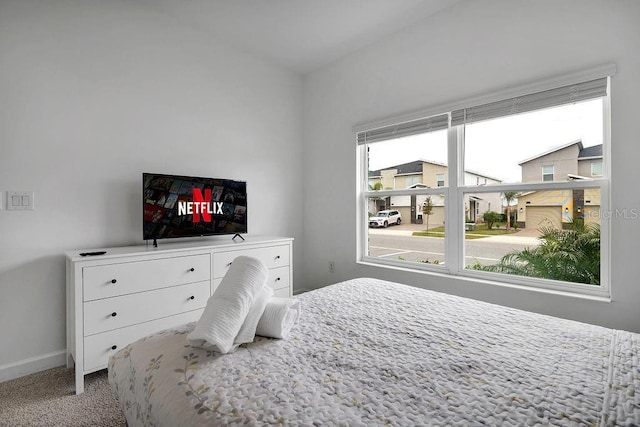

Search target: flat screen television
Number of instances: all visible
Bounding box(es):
[143,173,247,244]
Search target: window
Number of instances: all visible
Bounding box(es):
[361,115,449,266]
[592,161,603,176]
[405,176,420,187]
[358,69,612,298]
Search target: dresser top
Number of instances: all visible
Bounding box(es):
[65,235,293,262]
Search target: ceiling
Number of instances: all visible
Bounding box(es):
[135,0,460,75]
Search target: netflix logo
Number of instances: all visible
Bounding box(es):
[177,189,223,222]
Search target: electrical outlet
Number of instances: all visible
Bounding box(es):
[329,261,335,273]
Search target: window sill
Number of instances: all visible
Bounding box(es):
[357,259,612,303]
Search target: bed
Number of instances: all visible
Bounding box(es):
[108,278,640,426]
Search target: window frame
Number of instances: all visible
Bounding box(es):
[356,65,613,299]
[542,164,555,182]
[591,160,603,177]
[404,175,420,187]
[361,187,450,271]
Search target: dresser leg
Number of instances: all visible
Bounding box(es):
[75,369,85,394]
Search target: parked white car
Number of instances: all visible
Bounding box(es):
[369,210,402,228]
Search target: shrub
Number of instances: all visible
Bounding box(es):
[480,221,600,285]
[482,211,502,230]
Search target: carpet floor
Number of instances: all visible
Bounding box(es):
[0,367,126,426]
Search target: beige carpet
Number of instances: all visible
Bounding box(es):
[0,367,126,426]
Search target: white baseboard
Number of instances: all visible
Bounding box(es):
[0,350,67,383]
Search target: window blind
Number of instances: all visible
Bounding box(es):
[451,77,608,127]
[357,113,449,145]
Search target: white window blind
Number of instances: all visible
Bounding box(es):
[357,113,449,145]
[451,77,608,127]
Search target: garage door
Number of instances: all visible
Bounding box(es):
[420,206,445,230]
[396,207,411,224]
[526,206,562,230]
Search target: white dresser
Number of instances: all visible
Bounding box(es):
[66,235,293,394]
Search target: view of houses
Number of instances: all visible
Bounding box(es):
[516,140,602,229]
[369,140,603,230]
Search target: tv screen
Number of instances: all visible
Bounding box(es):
[143,173,247,241]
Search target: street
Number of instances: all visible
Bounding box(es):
[368,227,538,267]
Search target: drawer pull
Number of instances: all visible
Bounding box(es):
[111,345,117,351]
[227,262,232,267]
[276,255,281,260]
[190,267,195,272]
[276,277,281,282]
[189,295,195,300]
[111,312,117,317]
[110,279,117,284]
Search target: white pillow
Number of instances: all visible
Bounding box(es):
[256,297,301,339]
[233,285,273,347]
[186,256,268,353]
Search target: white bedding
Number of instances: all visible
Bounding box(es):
[108,278,640,426]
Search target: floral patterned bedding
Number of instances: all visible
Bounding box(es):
[108,278,640,426]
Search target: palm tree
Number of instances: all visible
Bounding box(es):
[481,220,600,285]
[502,191,520,230]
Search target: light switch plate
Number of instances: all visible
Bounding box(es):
[6,191,34,210]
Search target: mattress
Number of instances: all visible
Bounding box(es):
[108,278,639,426]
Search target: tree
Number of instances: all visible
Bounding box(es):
[422,197,434,231]
[502,191,520,230]
[482,211,501,230]
[480,220,600,285]
[368,181,385,215]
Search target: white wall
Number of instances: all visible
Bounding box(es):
[302,0,640,332]
[0,0,303,378]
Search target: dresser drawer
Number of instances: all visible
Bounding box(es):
[212,245,289,278]
[273,287,291,298]
[83,254,211,301]
[83,281,209,336]
[212,266,290,295]
[83,309,203,372]
[268,266,290,293]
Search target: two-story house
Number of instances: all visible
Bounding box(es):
[516,140,602,229]
[369,160,502,228]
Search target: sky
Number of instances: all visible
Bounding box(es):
[368,98,604,183]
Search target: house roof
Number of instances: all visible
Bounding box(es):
[463,169,502,182]
[369,159,438,177]
[369,159,500,182]
[578,144,603,159]
[518,140,583,165]
[567,173,593,180]
[518,140,603,165]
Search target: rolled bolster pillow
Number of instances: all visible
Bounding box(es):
[187,256,268,353]
[256,297,301,339]
[234,285,274,346]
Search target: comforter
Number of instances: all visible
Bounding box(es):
[108,278,639,426]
